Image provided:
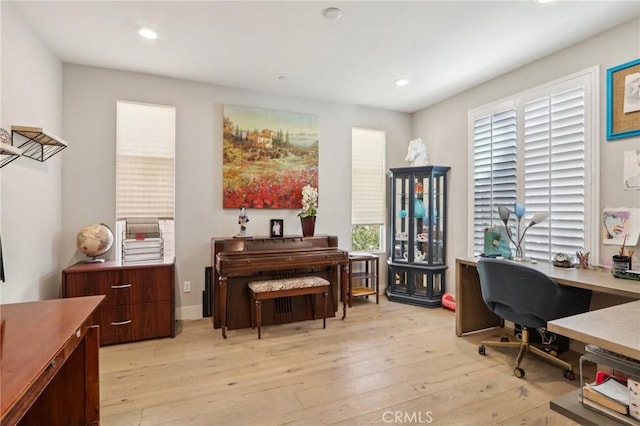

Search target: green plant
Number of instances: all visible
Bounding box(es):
[351,225,381,251]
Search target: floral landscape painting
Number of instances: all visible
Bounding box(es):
[222,105,319,209]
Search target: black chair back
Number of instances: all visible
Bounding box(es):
[477,258,592,328]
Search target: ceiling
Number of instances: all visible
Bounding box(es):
[7,1,640,113]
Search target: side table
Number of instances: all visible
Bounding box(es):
[348,252,379,307]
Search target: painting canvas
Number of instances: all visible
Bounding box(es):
[223,105,319,208]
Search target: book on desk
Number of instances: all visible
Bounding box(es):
[583,377,629,415]
[580,375,640,425]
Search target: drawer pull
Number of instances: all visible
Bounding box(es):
[110,320,132,326]
[111,284,132,289]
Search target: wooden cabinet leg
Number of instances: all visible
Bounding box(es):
[220,277,228,339]
[256,300,262,339]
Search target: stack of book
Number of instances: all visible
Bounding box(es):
[122,238,163,263]
[582,376,639,425]
[122,218,164,263]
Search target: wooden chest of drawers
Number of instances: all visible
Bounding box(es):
[62,260,175,345]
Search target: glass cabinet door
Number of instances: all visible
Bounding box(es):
[412,170,447,266]
[391,170,447,266]
[392,174,410,263]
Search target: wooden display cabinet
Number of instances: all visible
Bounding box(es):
[386,165,450,307]
[62,259,175,345]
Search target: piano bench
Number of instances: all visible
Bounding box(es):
[248,276,330,339]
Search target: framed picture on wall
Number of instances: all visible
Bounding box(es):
[270,219,284,238]
[222,105,319,209]
[606,58,640,140]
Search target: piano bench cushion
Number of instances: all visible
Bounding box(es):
[248,276,330,293]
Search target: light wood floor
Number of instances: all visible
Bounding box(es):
[99,297,588,425]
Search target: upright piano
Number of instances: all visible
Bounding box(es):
[212,235,349,338]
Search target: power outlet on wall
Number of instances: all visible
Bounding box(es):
[184,281,191,293]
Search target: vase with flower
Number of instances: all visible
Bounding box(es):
[298,185,318,237]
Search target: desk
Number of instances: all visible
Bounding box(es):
[1,295,104,425]
[455,257,640,336]
[547,300,640,425]
[548,300,640,360]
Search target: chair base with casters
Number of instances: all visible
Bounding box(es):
[478,327,575,379]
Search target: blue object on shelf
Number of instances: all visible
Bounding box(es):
[414,199,425,218]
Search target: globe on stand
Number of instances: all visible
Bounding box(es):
[77,224,114,263]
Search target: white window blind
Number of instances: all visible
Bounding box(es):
[523,86,586,260]
[469,68,596,261]
[116,101,175,220]
[351,128,386,225]
[472,108,517,252]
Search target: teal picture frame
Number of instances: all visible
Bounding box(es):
[606,58,640,141]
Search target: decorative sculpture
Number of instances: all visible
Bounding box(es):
[405,138,430,167]
[238,205,249,236]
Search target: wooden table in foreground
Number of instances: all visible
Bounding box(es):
[548,300,640,426]
[455,257,640,337]
[1,295,104,425]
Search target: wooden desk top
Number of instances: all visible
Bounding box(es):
[548,300,640,360]
[1,296,104,419]
[63,257,175,273]
[457,257,640,299]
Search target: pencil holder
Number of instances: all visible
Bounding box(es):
[612,255,632,275]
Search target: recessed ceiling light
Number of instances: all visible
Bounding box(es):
[138,27,158,40]
[395,79,409,87]
[323,7,342,21]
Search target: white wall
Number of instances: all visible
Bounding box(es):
[412,18,640,294]
[61,65,411,318]
[0,3,63,303]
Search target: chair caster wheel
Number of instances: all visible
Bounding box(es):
[513,367,525,378]
[500,337,509,342]
[478,345,486,355]
[563,370,575,380]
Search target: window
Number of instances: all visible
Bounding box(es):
[115,101,176,261]
[469,68,598,262]
[351,128,386,252]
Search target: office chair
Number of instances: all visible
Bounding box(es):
[476,258,592,379]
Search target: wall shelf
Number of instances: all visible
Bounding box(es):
[0,128,22,168]
[11,125,67,162]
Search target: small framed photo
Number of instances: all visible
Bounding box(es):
[270,219,284,238]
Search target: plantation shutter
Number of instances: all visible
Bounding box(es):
[523,85,586,261]
[351,128,386,225]
[472,108,517,254]
[116,101,176,220]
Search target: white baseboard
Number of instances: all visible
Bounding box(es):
[176,304,202,320]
